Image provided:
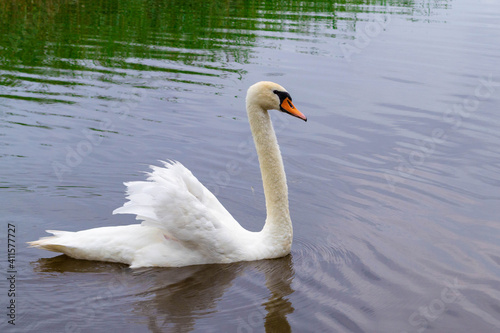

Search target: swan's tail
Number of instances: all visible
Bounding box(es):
[27,230,74,253]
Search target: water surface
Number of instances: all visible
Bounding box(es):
[1,0,500,332]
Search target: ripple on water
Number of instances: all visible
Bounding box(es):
[3,0,500,332]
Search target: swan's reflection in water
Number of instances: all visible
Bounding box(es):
[32,254,295,332]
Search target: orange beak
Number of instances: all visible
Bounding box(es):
[280,97,307,121]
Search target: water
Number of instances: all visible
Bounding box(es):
[1,0,500,332]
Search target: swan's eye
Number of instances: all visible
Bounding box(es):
[273,90,292,104]
[273,90,293,113]
[272,89,306,121]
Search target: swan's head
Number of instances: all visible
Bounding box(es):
[246,81,307,121]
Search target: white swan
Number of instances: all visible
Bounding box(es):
[29,81,307,268]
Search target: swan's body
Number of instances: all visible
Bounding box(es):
[29,81,307,268]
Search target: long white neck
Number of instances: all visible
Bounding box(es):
[246,102,292,253]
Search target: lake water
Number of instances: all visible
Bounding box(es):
[1,0,500,332]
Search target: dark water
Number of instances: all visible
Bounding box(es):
[1,0,500,332]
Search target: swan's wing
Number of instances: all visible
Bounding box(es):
[113,161,244,255]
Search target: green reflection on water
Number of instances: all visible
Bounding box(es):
[0,0,448,68]
[1,0,260,70]
[0,0,449,105]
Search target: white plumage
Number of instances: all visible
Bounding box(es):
[29,81,307,268]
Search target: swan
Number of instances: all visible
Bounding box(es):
[28,81,307,268]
